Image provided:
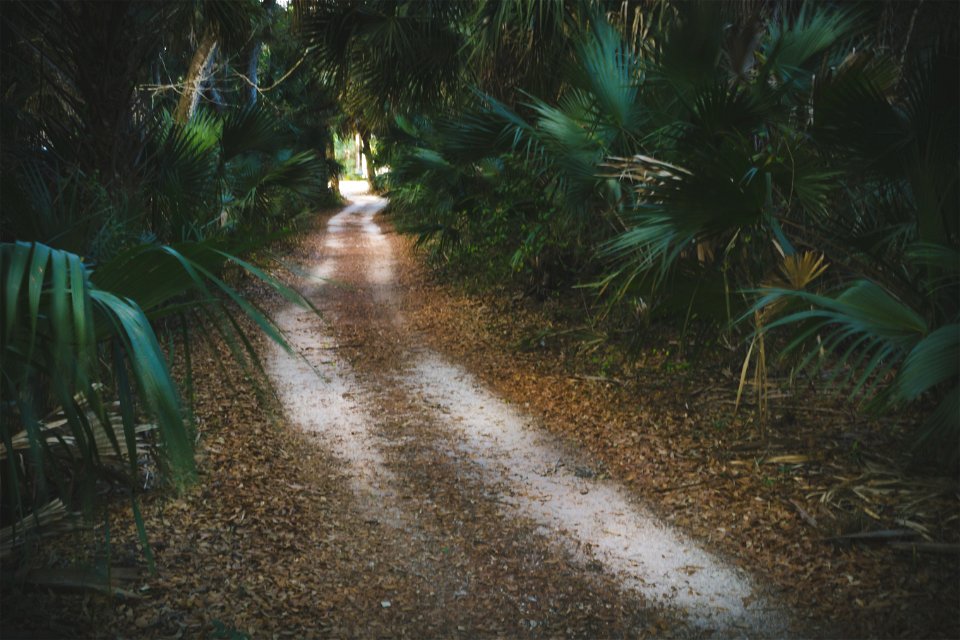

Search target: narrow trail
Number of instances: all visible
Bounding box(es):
[266,183,792,637]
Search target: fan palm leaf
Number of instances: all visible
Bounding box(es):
[759,3,859,93]
[754,276,958,460]
[2,241,213,472]
[2,237,311,550]
[221,104,289,160]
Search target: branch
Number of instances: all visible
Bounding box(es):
[233,47,315,95]
[138,82,189,96]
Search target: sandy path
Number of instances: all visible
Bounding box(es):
[267,196,397,503]
[266,182,791,637]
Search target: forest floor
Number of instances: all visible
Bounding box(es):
[2,183,958,639]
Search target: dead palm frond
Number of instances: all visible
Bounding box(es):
[0,499,79,560]
[736,251,830,427]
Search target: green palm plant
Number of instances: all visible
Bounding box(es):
[394,15,650,284]
[600,2,859,299]
[218,105,328,228]
[1,0,331,562]
[296,0,470,183]
[596,4,958,459]
[1,239,309,558]
[743,34,959,459]
[385,116,493,261]
[466,0,587,103]
[363,0,960,458]
[422,4,857,305]
[145,104,328,240]
[753,260,958,462]
[2,241,189,557]
[384,112,562,285]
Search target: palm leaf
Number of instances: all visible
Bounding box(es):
[752,278,957,459]
[760,4,859,92]
[894,324,960,403]
[761,281,926,354]
[221,104,287,160]
[1,242,196,500]
[575,19,640,132]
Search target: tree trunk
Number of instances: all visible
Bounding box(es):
[174,29,218,124]
[326,138,340,196]
[360,130,374,183]
[207,85,225,113]
[245,0,276,107]
[245,41,263,106]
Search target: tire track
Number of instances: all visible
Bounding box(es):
[266,183,793,637]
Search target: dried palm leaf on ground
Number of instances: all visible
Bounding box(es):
[21,567,143,599]
[0,411,157,461]
[810,459,958,541]
[0,499,79,559]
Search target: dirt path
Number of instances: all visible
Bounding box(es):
[265,183,792,637]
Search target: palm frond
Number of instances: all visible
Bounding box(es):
[256,151,327,203]
[0,499,77,560]
[762,280,926,354]
[811,53,907,174]
[147,111,220,231]
[221,104,288,160]
[761,4,859,91]
[575,19,640,132]
[752,279,959,457]
[894,324,959,403]
[2,241,196,495]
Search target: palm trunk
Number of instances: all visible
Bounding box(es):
[245,41,263,106]
[175,30,218,124]
[360,131,374,182]
[327,138,340,196]
[245,0,277,107]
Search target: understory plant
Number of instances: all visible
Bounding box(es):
[0,239,310,560]
[378,1,959,461]
[0,0,328,558]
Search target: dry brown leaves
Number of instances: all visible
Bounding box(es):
[1,211,671,639]
[3,208,956,638]
[394,235,959,639]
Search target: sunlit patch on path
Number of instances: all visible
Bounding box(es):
[406,353,789,634]
[266,190,394,504]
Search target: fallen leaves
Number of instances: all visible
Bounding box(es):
[3,209,957,639]
[398,234,960,638]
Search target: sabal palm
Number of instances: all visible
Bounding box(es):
[297,0,468,134]
[606,6,957,455]
[148,104,327,240]
[383,2,959,456]
[1,0,324,555]
[1,238,310,555]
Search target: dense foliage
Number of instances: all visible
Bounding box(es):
[328,1,958,463]
[0,0,329,556]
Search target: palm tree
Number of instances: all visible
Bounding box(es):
[295,0,470,180]
[378,1,959,457]
[173,0,260,123]
[0,0,327,556]
[0,237,312,558]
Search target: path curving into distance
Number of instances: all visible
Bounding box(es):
[265,181,792,637]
